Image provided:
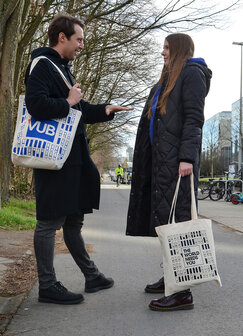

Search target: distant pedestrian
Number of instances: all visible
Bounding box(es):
[25,13,133,305]
[126,33,212,311]
[115,164,123,186]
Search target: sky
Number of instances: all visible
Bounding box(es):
[190,4,243,120]
[124,1,243,155]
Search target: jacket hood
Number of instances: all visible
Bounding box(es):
[31,47,69,65]
[186,57,212,96]
[25,47,70,85]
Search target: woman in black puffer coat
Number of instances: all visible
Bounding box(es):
[126,33,212,311]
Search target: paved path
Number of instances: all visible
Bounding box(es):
[198,198,243,233]
[4,182,243,336]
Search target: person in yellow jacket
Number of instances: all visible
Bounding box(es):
[115,164,123,186]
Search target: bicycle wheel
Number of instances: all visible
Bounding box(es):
[197,183,210,200]
[209,181,225,201]
[231,194,240,205]
[225,181,235,202]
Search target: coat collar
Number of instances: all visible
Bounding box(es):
[31,47,71,67]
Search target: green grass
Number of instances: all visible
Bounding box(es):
[199,177,211,183]
[0,198,36,230]
[199,177,235,183]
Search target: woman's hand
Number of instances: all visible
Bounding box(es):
[179,162,193,177]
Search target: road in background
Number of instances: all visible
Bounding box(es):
[5,181,243,336]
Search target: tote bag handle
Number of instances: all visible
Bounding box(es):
[168,173,198,224]
[29,56,73,90]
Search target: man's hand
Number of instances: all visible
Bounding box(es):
[105,105,134,116]
[179,162,193,177]
[66,83,83,107]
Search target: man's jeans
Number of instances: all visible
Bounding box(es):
[34,213,100,289]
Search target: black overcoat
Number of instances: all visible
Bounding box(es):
[25,47,114,220]
[126,63,212,237]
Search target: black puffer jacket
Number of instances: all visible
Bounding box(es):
[126,62,212,237]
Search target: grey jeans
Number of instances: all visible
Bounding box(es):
[34,213,100,289]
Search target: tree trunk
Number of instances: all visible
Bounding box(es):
[14,0,54,92]
[0,0,21,56]
[210,148,214,178]
[0,1,25,203]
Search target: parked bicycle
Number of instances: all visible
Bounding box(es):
[197,170,243,202]
[197,179,214,200]
[209,171,243,201]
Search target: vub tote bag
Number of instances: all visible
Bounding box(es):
[12,56,82,170]
[155,174,222,296]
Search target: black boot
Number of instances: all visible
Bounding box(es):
[85,274,114,293]
[39,281,84,305]
[145,277,165,293]
[149,290,194,311]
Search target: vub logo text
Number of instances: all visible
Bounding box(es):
[26,118,58,142]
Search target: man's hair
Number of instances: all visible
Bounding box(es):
[48,13,85,47]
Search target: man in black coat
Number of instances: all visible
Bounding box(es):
[25,13,132,305]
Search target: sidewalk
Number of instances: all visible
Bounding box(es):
[198,198,243,233]
[102,183,243,233]
[2,183,243,336]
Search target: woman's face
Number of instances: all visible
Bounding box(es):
[162,39,170,66]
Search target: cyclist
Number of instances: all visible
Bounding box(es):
[115,164,123,187]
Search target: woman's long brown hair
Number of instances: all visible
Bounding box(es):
[147,33,194,118]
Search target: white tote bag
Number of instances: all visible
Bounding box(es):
[155,174,222,296]
[12,56,82,170]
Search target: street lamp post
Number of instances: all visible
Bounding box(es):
[233,42,243,171]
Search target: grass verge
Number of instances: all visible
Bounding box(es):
[199,177,236,183]
[0,198,36,230]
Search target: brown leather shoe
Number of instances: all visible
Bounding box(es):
[149,290,194,311]
[144,277,165,293]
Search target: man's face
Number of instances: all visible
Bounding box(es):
[61,24,84,60]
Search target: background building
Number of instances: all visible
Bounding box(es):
[231,98,243,168]
[126,146,134,162]
[201,111,231,176]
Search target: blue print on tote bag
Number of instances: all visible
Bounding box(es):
[26,118,58,143]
